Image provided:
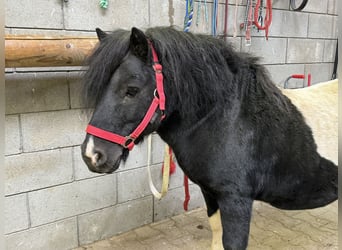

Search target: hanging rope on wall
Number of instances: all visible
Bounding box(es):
[196,0,209,29]
[211,0,219,36]
[184,0,194,32]
[99,0,108,9]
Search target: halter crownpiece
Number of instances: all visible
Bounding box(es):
[86,40,166,150]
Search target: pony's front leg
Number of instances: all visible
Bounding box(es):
[201,189,224,250]
[218,196,253,250]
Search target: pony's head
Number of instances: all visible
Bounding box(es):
[81,27,163,173]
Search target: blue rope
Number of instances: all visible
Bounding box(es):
[212,0,218,36]
[184,0,194,32]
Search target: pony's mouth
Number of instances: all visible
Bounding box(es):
[90,148,129,174]
[105,157,122,173]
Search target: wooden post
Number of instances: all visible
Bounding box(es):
[5,35,99,68]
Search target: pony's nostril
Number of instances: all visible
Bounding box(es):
[92,150,107,167]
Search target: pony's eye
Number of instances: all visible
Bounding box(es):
[126,87,139,97]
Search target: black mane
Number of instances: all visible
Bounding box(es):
[83,26,287,116]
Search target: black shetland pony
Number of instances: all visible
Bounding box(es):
[81,27,337,250]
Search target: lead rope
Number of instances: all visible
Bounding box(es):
[147,135,171,199]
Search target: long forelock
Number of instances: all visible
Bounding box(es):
[82,29,131,108]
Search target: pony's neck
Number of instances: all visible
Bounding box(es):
[157,105,221,149]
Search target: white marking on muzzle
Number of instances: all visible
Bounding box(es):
[85,136,98,166]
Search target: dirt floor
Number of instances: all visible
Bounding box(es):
[74,200,338,250]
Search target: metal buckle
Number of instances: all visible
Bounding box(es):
[153,63,162,73]
[124,136,135,148]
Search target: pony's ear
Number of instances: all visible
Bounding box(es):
[95,28,107,41]
[129,27,148,61]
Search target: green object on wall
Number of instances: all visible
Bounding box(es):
[100,0,108,9]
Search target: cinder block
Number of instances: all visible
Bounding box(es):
[327,0,338,15]
[265,64,305,88]
[241,37,287,64]
[5,115,21,156]
[78,197,153,245]
[21,109,89,152]
[149,0,175,27]
[324,39,337,63]
[287,38,324,63]
[268,10,308,38]
[73,146,104,180]
[303,0,328,13]
[308,14,337,39]
[117,162,184,203]
[69,72,85,109]
[227,37,242,52]
[169,0,187,28]
[119,138,148,171]
[63,0,149,31]
[5,0,63,29]
[5,194,29,234]
[5,148,73,195]
[272,0,291,9]
[28,175,117,226]
[304,63,333,84]
[5,218,78,250]
[117,167,150,202]
[154,184,205,221]
[5,72,69,115]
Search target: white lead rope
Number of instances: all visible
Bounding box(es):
[147,134,170,200]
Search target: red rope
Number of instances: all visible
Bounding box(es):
[183,175,190,211]
[161,147,176,175]
[254,0,272,40]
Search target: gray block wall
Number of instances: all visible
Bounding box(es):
[5,0,338,249]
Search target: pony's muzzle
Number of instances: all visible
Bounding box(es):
[81,135,119,173]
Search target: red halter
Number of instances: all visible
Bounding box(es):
[86,40,165,150]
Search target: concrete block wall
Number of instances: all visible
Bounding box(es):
[5,0,337,249]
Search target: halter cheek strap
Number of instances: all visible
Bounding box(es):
[86,40,165,150]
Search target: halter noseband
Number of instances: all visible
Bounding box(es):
[86,40,165,150]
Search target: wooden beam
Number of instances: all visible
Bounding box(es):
[5,35,99,68]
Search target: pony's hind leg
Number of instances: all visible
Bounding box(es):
[209,210,224,250]
[201,189,224,250]
[218,195,253,250]
[271,157,338,210]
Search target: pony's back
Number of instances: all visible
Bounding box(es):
[283,80,338,164]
